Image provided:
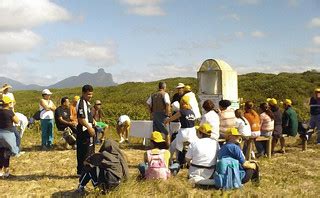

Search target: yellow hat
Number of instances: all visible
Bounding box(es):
[73,95,80,102]
[181,95,190,105]
[2,95,13,104]
[315,88,320,92]
[195,123,212,135]
[184,85,191,92]
[283,99,292,106]
[267,98,277,106]
[150,131,165,143]
[225,127,241,136]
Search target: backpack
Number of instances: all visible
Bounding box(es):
[213,157,243,190]
[145,149,170,180]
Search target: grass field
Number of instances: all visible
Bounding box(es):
[1,125,320,198]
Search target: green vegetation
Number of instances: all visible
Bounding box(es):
[14,71,320,124]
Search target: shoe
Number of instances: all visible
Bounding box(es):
[125,139,130,144]
[279,149,286,154]
[3,168,9,178]
[74,186,85,195]
[317,143,320,145]
[119,138,125,144]
[41,146,48,151]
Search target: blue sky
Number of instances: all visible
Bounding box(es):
[0,0,319,85]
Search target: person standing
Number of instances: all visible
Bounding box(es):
[282,99,298,152]
[76,85,95,176]
[184,85,201,120]
[91,100,108,144]
[147,82,171,145]
[309,88,320,144]
[0,84,15,111]
[39,89,56,150]
[0,96,19,177]
[170,83,185,136]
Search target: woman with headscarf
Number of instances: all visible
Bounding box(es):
[76,139,129,194]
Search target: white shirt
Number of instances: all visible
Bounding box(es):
[186,138,219,167]
[235,117,251,136]
[146,92,170,106]
[40,100,54,119]
[14,112,28,137]
[184,91,201,119]
[200,110,220,140]
[118,115,130,125]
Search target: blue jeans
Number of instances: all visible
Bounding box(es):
[40,119,54,147]
[0,130,19,155]
[310,114,320,143]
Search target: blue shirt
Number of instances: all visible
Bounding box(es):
[218,142,246,179]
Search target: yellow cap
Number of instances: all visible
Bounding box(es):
[2,95,13,104]
[184,85,191,92]
[283,99,292,106]
[267,98,277,106]
[315,88,320,92]
[73,95,80,102]
[225,127,241,136]
[195,123,213,135]
[150,131,165,143]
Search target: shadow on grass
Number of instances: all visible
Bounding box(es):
[0,174,78,181]
[22,145,76,152]
[52,190,82,198]
[119,143,149,150]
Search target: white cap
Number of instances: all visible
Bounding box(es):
[176,83,185,89]
[42,89,52,95]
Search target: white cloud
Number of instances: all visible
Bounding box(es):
[0,57,58,86]
[0,0,71,31]
[227,14,240,21]
[236,0,260,5]
[234,31,245,38]
[50,41,117,66]
[0,30,42,54]
[313,36,320,45]
[113,64,197,83]
[308,17,320,28]
[251,30,266,38]
[119,0,165,16]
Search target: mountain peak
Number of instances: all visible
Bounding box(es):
[97,68,105,73]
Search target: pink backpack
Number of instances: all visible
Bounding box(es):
[145,149,171,180]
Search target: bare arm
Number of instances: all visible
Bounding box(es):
[165,103,171,117]
[58,116,74,127]
[78,118,95,137]
[12,114,19,124]
[164,111,181,125]
[242,161,257,170]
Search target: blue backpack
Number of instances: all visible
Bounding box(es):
[213,157,243,190]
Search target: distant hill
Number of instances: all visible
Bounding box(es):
[48,68,116,89]
[0,68,116,90]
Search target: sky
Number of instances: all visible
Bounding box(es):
[0,0,319,86]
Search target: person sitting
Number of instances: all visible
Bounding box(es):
[138,131,177,179]
[200,100,220,140]
[70,95,80,124]
[218,100,236,138]
[255,103,274,157]
[54,97,77,149]
[217,128,259,187]
[281,99,298,153]
[76,139,129,195]
[0,96,20,178]
[234,109,251,137]
[116,115,131,144]
[185,123,219,186]
[165,95,198,166]
[91,100,109,144]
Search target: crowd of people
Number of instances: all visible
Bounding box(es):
[0,81,319,193]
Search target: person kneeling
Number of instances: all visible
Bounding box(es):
[76,140,129,195]
[215,128,260,190]
[185,123,219,186]
[138,131,179,180]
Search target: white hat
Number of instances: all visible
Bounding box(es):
[42,89,52,95]
[176,83,185,89]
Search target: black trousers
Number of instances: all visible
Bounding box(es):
[76,130,95,175]
[0,148,10,168]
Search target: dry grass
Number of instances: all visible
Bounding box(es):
[1,127,320,198]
